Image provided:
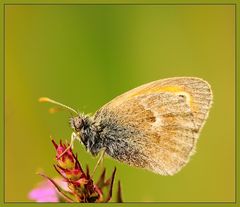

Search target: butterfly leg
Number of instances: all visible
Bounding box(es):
[69,132,81,149]
[91,148,106,177]
[57,132,81,159]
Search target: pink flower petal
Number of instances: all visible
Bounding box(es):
[29,178,68,202]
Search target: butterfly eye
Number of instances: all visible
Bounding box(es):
[70,116,84,132]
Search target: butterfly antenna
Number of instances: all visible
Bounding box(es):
[39,97,78,115]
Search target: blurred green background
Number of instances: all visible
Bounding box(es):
[5,5,235,202]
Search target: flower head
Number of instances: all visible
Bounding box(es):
[30,139,122,203]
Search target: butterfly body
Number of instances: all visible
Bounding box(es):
[70,77,212,175]
[70,113,147,167]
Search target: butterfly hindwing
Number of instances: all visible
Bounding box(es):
[94,77,212,175]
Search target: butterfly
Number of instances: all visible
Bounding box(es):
[40,77,213,175]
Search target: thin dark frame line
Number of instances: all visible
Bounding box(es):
[3,3,5,204]
[3,201,238,204]
[235,3,238,204]
[3,3,237,204]
[3,3,237,6]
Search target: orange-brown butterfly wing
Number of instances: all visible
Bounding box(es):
[102,77,213,133]
[94,77,213,175]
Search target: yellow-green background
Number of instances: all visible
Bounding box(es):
[5,5,235,202]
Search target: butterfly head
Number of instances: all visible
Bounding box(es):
[39,97,102,156]
[70,116,84,132]
[69,115,100,155]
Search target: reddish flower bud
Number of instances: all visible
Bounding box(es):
[52,140,75,169]
[31,139,122,203]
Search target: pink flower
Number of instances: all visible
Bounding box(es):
[28,178,68,202]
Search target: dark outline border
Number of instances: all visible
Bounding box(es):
[2,3,237,204]
[3,3,238,5]
[235,3,238,204]
[3,3,5,205]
